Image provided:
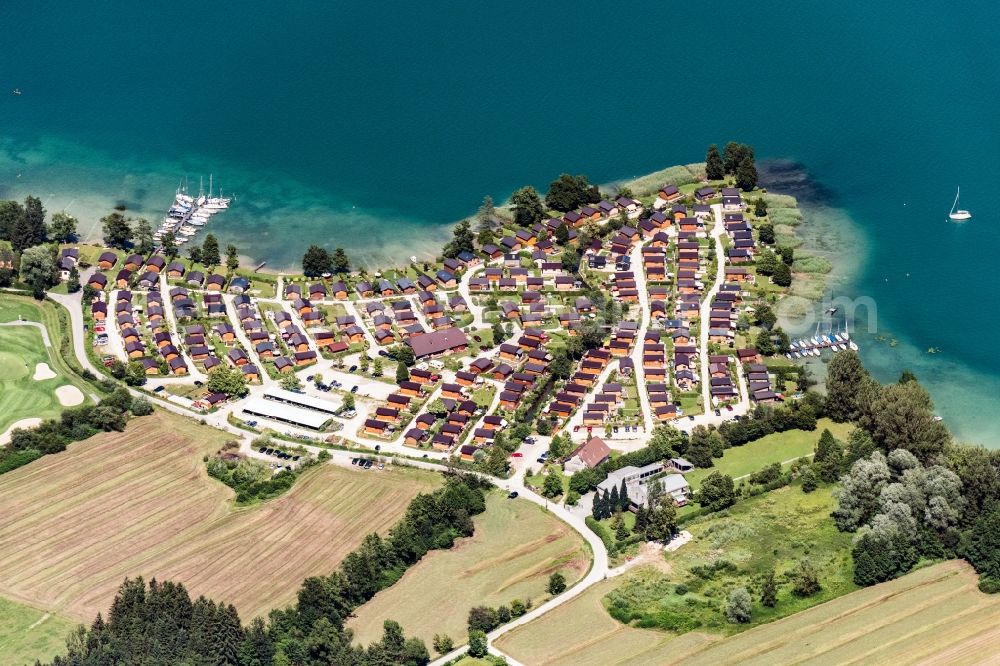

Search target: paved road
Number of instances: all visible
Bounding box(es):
[627,241,655,433]
[698,204,727,411]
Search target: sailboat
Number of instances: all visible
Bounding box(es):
[949,186,972,221]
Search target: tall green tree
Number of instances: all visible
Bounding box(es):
[48,211,78,242]
[697,472,736,512]
[302,244,333,277]
[705,144,725,180]
[826,350,871,422]
[760,568,778,607]
[859,380,951,461]
[134,218,154,255]
[161,231,178,259]
[736,155,759,191]
[813,428,844,482]
[443,220,475,258]
[226,244,240,272]
[13,196,47,251]
[545,173,600,212]
[101,212,132,249]
[0,200,25,242]
[201,234,221,268]
[67,265,81,293]
[19,245,56,297]
[510,186,544,227]
[723,142,755,174]
[332,247,350,274]
[476,195,496,233]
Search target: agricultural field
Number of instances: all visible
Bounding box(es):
[0,295,93,435]
[684,418,854,488]
[347,493,589,648]
[0,410,438,623]
[0,596,76,666]
[679,560,1000,665]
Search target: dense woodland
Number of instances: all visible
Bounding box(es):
[43,474,490,666]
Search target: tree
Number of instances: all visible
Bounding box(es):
[754,329,776,357]
[852,525,917,586]
[546,173,599,211]
[201,234,221,268]
[11,195,47,252]
[554,221,570,245]
[161,231,178,259]
[372,358,383,377]
[548,571,567,595]
[755,248,778,275]
[813,429,844,482]
[302,245,333,277]
[187,245,203,264]
[760,569,778,607]
[705,144,725,180]
[825,350,871,422]
[859,380,951,462]
[560,247,581,273]
[614,517,629,542]
[723,142,755,175]
[685,433,715,469]
[467,630,488,658]
[754,304,777,330]
[833,451,892,531]
[443,219,475,258]
[476,195,496,233]
[280,374,303,391]
[134,218,154,254]
[467,606,499,633]
[800,466,818,493]
[754,197,769,217]
[736,155,758,191]
[67,265,81,293]
[725,586,752,623]
[101,212,133,249]
[395,362,410,383]
[48,212,78,242]
[124,361,147,386]
[542,473,563,498]
[962,506,1000,582]
[226,244,240,272]
[772,261,792,287]
[510,186,544,227]
[432,634,453,655]
[208,365,249,398]
[698,472,736,512]
[779,245,794,265]
[332,247,350,274]
[758,222,775,244]
[392,344,416,367]
[647,492,678,542]
[791,559,821,596]
[19,245,56,297]
[343,392,355,410]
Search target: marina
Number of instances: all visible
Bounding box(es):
[785,324,859,360]
[153,175,232,248]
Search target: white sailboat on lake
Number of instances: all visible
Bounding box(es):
[949,186,971,221]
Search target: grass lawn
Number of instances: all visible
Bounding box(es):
[684,418,854,489]
[0,596,76,666]
[0,410,439,623]
[347,492,589,648]
[0,295,96,433]
[471,384,496,408]
[606,484,856,636]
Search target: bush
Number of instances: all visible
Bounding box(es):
[130,397,154,416]
[978,577,1000,594]
[548,571,566,595]
[725,587,752,624]
[674,583,688,596]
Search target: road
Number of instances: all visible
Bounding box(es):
[0,319,51,346]
[627,241,655,433]
[698,203,727,412]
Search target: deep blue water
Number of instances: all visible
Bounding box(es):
[1,1,998,442]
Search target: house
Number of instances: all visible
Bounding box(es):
[364,419,390,436]
[97,251,118,270]
[166,262,186,278]
[597,462,691,509]
[230,277,250,294]
[656,184,682,207]
[406,328,469,359]
[145,255,166,273]
[564,436,611,473]
[405,428,429,447]
[88,272,109,290]
[123,254,144,272]
[206,274,226,291]
[695,186,717,202]
[186,271,205,287]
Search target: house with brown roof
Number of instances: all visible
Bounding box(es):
[565,437,611,472]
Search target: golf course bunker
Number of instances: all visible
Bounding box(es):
[56,385,85,406]
[33,362,57,380]
[0,418,42,446]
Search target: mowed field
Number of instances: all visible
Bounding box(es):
[0,411,438,623]
[0,295,93,433]
[348,493,589,648]
[496,561,1000,666]
[0,596,75,666]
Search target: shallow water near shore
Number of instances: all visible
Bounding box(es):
[2,1,998,444]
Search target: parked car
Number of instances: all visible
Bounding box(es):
[715,409,721,416]
[507,491,519,499]
[153,385,165,393]
[511,452,523,458]
[349,365,358,373]
[350,385,359,393]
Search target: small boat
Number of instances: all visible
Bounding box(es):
[933,416,943,422]
[826,307,838,314]
[849,341,859,351]
[12,88,22,96]
[949,186,971,221]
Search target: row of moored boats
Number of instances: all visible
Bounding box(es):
[153,177,232,247]
[785,330,858,359]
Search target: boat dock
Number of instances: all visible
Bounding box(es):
[153,175,232,248]
[786,331,859,359]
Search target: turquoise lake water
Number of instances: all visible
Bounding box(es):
[1,2,998,443]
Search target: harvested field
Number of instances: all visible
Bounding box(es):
[0,411,438,623]
[497,561,1000,665]
[348,493,589,648]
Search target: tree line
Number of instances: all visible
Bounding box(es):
[822,351,1000,592]
[44,473,492,665]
